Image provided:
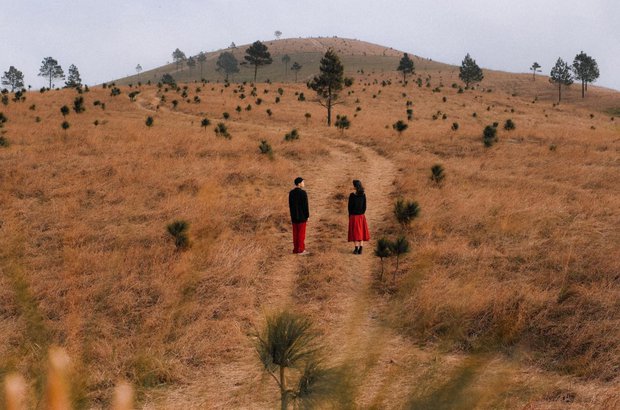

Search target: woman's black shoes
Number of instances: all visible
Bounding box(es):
[353,246,363,255]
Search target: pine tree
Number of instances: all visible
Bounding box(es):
[65,64,82,88]
[549,57,573,103]
[307,49,345,126]
[397,53,415,82]
[530,62,541,81]
[1,66,25,92]
[459,53,484,88]
[186,56,196,77]
[281,54,291,79]
[197,52,207,79]
[255,311,344,410]
[573,51,599,98]
[38,57,65,88]
[216,52,239,81]
[244,41,273,82]
[172,48,186,71]
[291,62,302,82]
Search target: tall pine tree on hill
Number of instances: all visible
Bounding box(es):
[307,49,345,126]
[244,41,273,82]
[549,57,573,103]
[216,52,239,81]
[572,51,599,98]
[38,57,64,88]
[1,66,25,91]
[459,53,483,88]
[65,64,82,88]
[397,53,415,82]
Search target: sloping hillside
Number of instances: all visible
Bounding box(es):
[114,37,451,85]
[1,48,619,408]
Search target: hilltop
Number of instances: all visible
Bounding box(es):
[114,37,452,85]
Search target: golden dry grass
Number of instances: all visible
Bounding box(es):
[1,60,619,408]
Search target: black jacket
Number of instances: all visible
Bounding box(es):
[289,187,309,223]
[348,192,366,215]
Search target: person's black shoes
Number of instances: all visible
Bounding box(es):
[358,246,363,254]
[353,246,360,254]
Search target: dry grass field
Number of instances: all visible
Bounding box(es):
[1,40,619,408]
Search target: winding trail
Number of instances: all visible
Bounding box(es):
[134,91,412,408]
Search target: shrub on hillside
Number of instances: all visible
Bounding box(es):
[284,128,299,141]
[451,122,459,131]
[201,118,211,130]
[335,115,350,135]
[214,122,231,139]
[483,125,497,147]
[73,96,85,113]
[167,220,190,250]
[430,164,445,185]
[504,119,516,130]
[392,120,408,135]
[259,140,273,158]
[145,116,154,127]
[394,199,420,228]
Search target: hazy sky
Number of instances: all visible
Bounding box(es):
[2,0,619,90]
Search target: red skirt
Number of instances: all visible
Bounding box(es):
[348,215,370,242]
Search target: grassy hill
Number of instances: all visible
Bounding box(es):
[114,37,452,86]
[1,41,619,408]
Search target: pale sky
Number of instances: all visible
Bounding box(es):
[1,0,619,90]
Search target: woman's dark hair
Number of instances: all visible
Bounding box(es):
[353,179,364,195]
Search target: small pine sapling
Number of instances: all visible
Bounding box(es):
[390,236,410,279]
[483,125,497,147]
[167,220,190,250]
[430,164,445,185]
[394,199,420,228]
[392,120,408,135]
[375,238,392,281]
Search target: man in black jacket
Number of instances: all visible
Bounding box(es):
[289,177,309,254]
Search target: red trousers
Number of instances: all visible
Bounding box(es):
[292,222,307,253]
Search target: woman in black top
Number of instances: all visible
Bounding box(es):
[348,180,370,254]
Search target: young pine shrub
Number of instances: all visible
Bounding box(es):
[145,116,154,128]
[304,112,311,124]
[266,108,272,117]
[504,119,516,130]
[61,121,70,132]
[451,122,459,131]
[73,96,85,113]
[167,220,190,250]
[254,310,345,410]
[0,112,7,127]
[223,112,230,120]
[392,120,408,135]
[60,105,70,117]
[390,236,410,279]
[430,164,445,185]
[375,238,392,281]
[201,118,211,131]
[259,140,273,158]
[483,125,498,147]
[284,128,299,141]
[394,199,420,228]
[334,115,350,135]
[406,109,413,121]
[214,122,231,139]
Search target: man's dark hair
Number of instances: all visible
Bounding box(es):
[294,177,304,186]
